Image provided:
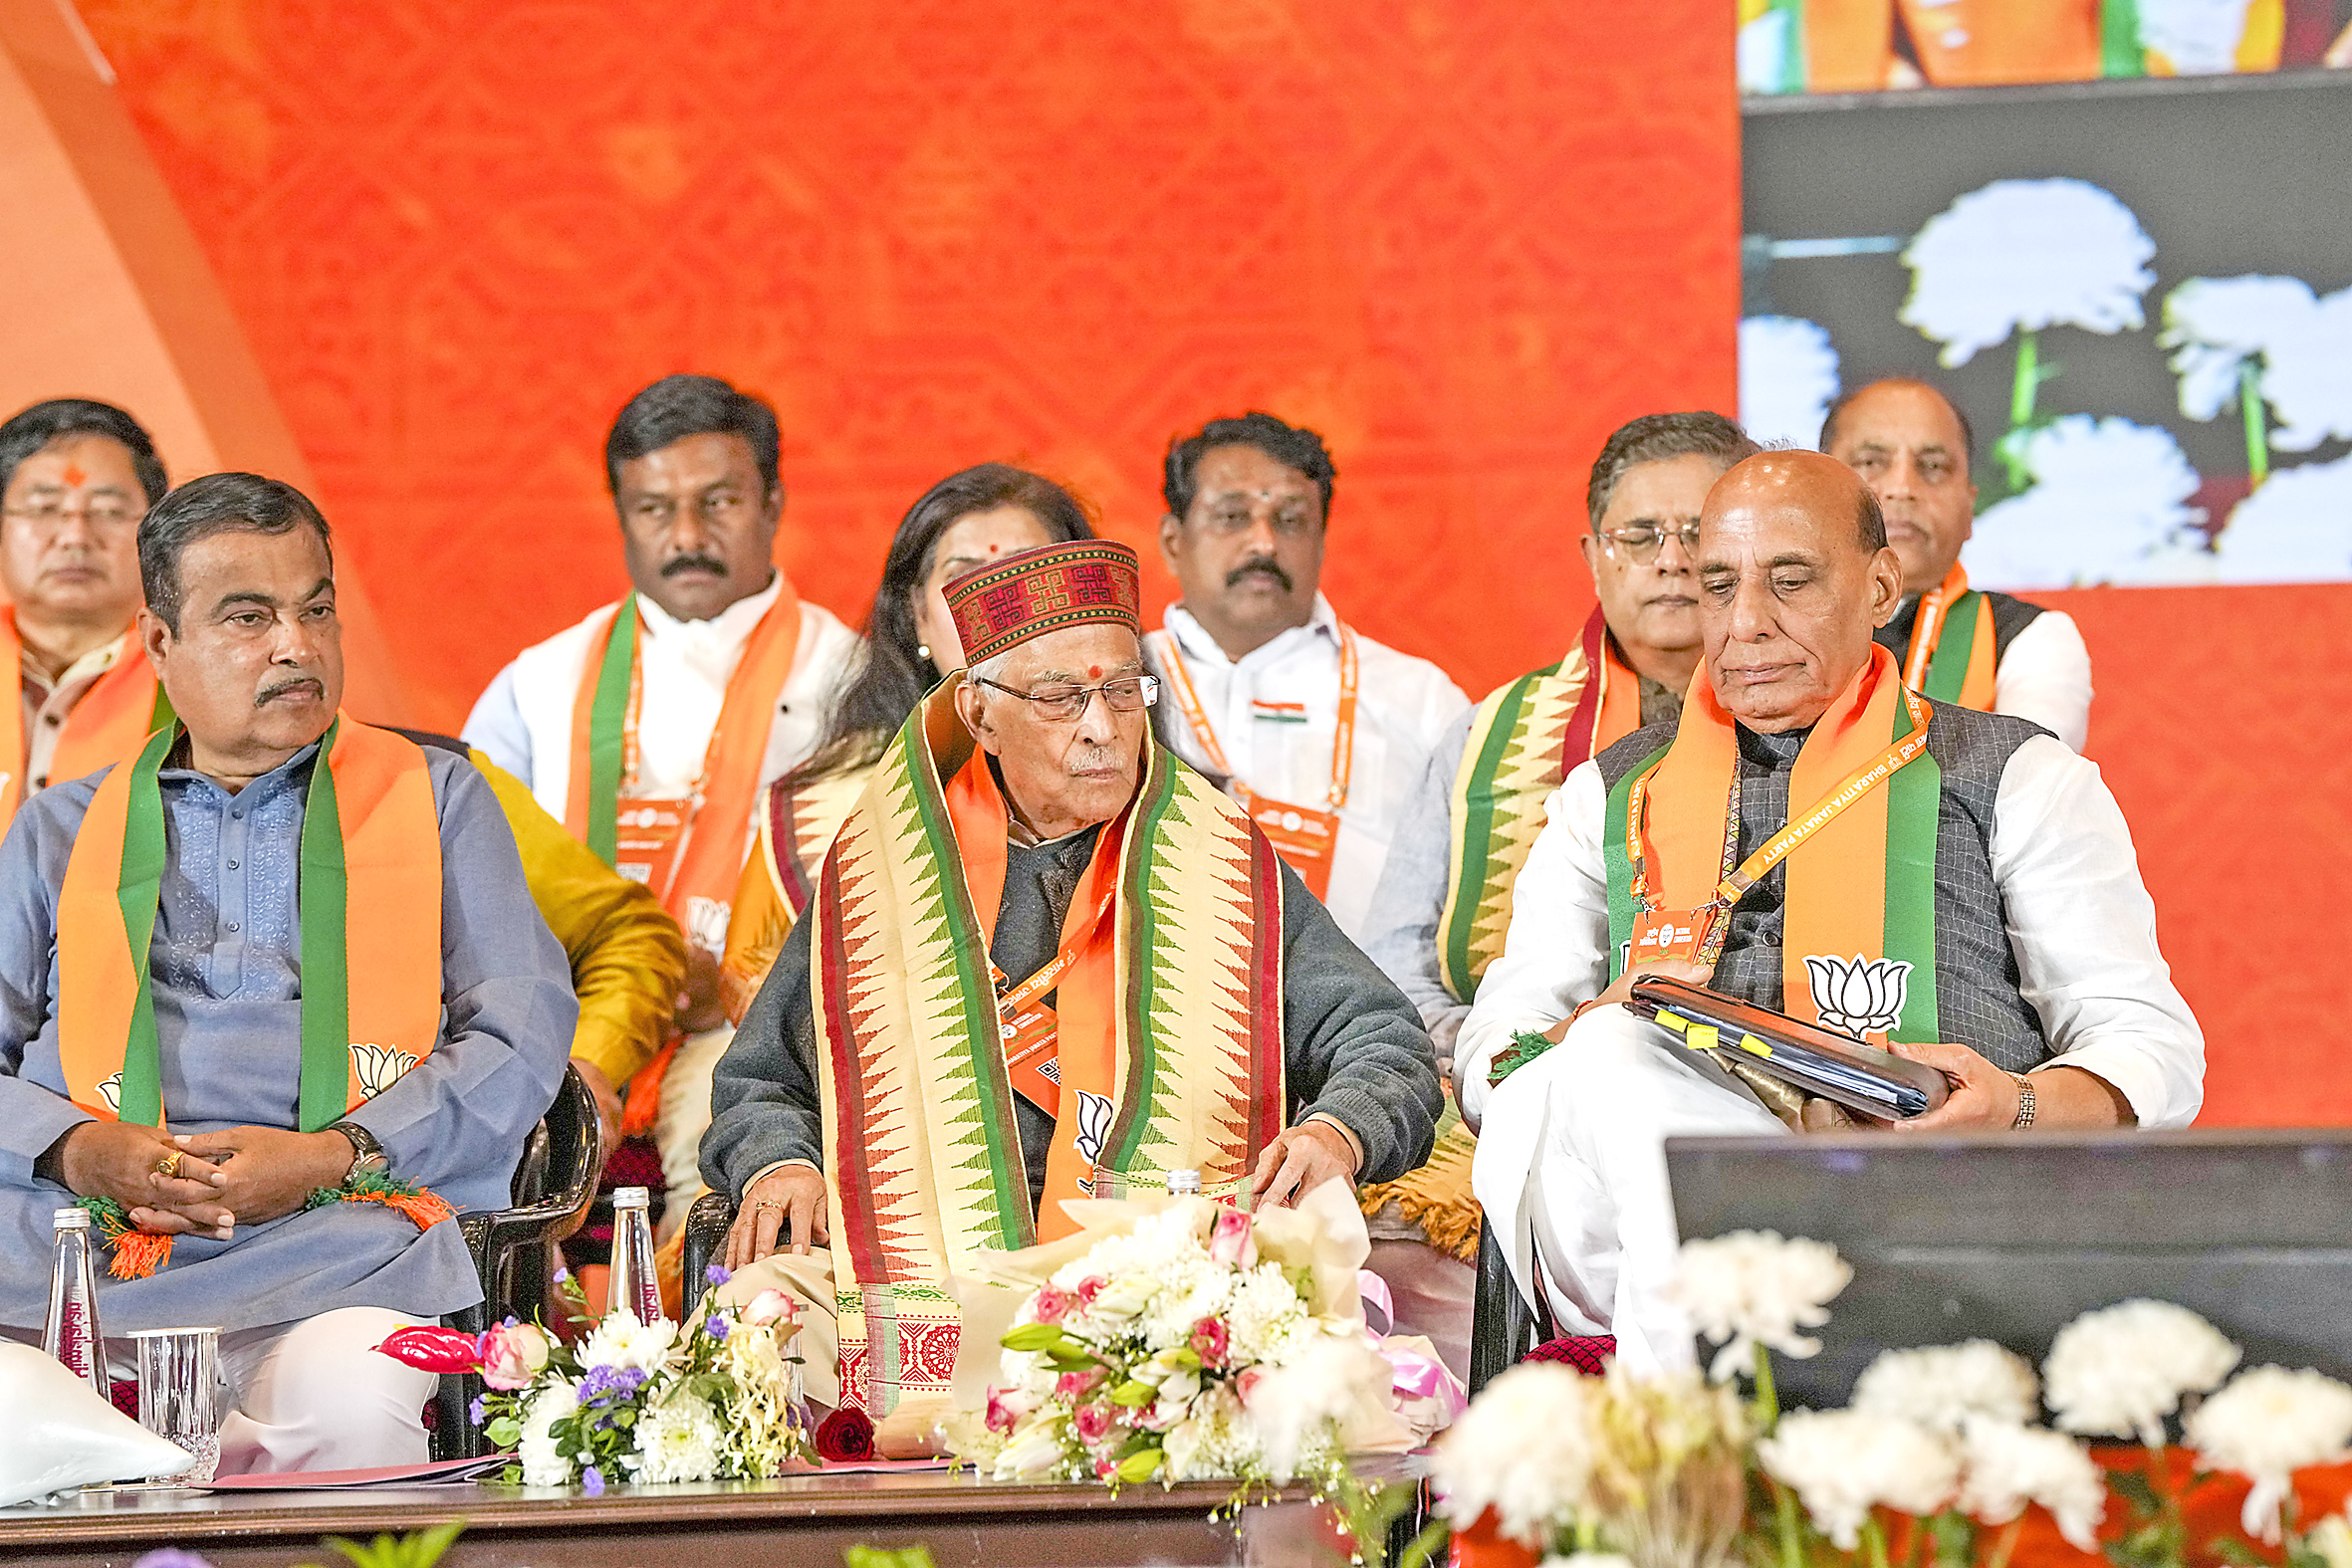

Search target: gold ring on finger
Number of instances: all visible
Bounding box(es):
[153,1151,182,1179]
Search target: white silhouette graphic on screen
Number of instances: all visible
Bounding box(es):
[1965,416,2214,590]
[1739,316,1841,449]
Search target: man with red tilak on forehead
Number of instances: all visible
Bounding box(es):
[1822,377,2091,751]
[1457,452,2199,1372]
[699,540,1440,1422]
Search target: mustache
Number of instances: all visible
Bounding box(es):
[661,553,728,578]
[255,676,324,706]
[1224,559,1293,592]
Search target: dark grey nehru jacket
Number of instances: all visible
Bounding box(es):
[701,823,1443,1209]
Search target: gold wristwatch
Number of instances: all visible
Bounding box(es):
[2008,1072,2036,1130]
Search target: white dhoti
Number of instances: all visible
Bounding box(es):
[8,1306,436,1475]
[653,1022,734,1243]
[1469,1005,1784,1373]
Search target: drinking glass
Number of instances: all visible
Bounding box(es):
[129,1327,221,1484]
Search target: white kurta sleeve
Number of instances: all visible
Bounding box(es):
[1990,735,2204,1127]
[1993,609,2092,753]
[1453,760,1614,1131]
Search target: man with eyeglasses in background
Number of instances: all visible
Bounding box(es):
[0,399,175,830]
[702,540,1440,1423]
[1352,411,1759,1381]
[1821,377,2091,752]
[466,374,861,1240]
[1145,411,1470,948]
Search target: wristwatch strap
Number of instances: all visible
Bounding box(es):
[2008,1073,2036,1130]
[331,1119,389,1182]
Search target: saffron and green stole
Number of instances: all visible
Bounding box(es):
[1437,606,1644,1006]
[811,683,1286,1415]
[1601,645,1943,1045]
[1903,561,1998,712]
[58,716,445,1128]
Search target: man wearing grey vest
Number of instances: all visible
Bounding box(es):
[1454,451,2202,1374]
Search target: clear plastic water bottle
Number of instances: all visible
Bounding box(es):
[606,1187,663,1324]
[44,1208,106,1394]
[1165,1169,1202,1196]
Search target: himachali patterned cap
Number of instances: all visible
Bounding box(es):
[943,540,1143,668]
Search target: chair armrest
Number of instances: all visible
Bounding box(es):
[681,1190,736,1317]
[1468,1217,1553,1395]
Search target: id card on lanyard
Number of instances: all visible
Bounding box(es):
[1158,624,1359,900]
[1623,686,1933,972]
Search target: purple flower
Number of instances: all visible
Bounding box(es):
[132,1553,217,1568]
[704,1262,732,1286]
[468,1396,488,1428]
[704,1315,730,1341]
[552,1266,571,1284]
[581,1464,604,1497]
[576,1365,649,1405]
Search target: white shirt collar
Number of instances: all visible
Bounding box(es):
[635,570,783,648]
[1163,591,1339,671]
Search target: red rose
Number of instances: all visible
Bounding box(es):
[815,1405,876,1462]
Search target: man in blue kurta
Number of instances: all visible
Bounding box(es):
[0,473,576,1473]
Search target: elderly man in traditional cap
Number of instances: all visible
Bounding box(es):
[702,539,1441,1418]
[1458,451,2201,1373]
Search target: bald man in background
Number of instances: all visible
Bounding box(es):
[1822,377,2092,751]
[1458,450,2199,1371]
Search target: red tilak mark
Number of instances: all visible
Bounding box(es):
[62,463,87,487]
[1087,665,1101,678]
[987,543,1002,554]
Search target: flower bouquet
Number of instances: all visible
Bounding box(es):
[1431,1230,2352,1568]
[945,1180,1422,1488]
[376,1269,811,1490]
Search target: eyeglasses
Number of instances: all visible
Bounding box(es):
[970,673,1160,722]
[1596,521,1703,564]
[3,501,138,532]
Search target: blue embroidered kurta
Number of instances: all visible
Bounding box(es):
[0,742,577,1332]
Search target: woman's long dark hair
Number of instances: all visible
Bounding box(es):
[793,463,1096,784]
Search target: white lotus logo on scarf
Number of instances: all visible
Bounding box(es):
[1803,954,1913,1038]
[97,1072,121,1114]
[350,1043,420,1099]
[1072,1091,1114,1167]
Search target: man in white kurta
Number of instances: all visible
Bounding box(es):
[1822,377,2093,750]
[465,374,860,1225]
[1458,451,2201,1373]
[1145,412,1468,945]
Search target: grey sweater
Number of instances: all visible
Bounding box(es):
[701,823,1442,1208]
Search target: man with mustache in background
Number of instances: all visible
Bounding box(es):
[466,374,861,1234]
[1146,412,1469,946]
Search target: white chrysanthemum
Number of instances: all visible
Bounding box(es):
[630,1391,725,1483]
[1740,316,1840,449]
[2044,1299,2240,1445]
[517,1379,580,1487]
[2213,454,2352,584]
[579,1311,678,1376]
[1854,1341,2039,1433]
[1963,416,2209,590]
[1669,1231,1852,1383]
[2139,0,2264,74]
[2163,277,2352,453]
[1759,1410,1959,1549]
[1225,1264,1311,1368]
[1429,1361,1599,1546]
[1956,1416,2106,1551]
[1901,179,2156,367]
[2186,1366,2352,1542]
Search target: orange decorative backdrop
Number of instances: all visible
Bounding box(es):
[52,1,2352,1124]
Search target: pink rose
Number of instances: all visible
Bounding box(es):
[1056,1369,1104,1399]
[1032,1285,1074,1326]
[1189,1317,1229,1369]
[478,1321,552,1391]
[741,1289,795,1327]
[1073,1402,1116,1445]
[1073,1276,1104,1307]
[1209,1206,1255,1266]
[1235,1366,1265,1408]
[986,1388,1022,1436]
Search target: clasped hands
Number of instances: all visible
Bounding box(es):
[724,1120,1362,1269]
[52,1120,358,1240]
